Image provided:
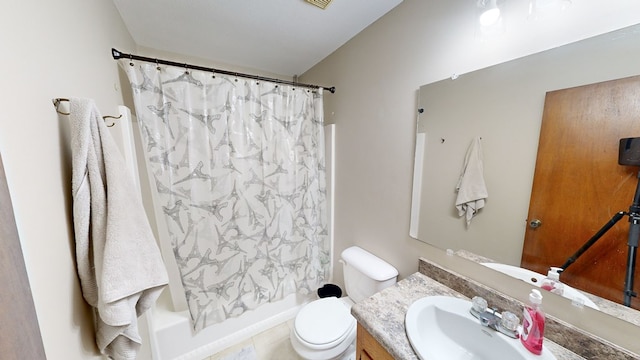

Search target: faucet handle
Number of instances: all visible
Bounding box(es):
[471,296,488,313]
[500,311,519,332]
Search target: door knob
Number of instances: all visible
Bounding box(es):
[529,219,542,228]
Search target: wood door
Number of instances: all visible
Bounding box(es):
[521,75,640,309]
[0,153,46,358]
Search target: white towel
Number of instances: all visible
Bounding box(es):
[455,137,488,226]
[69,98,168,359]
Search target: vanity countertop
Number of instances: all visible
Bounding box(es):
[351,272,582,360]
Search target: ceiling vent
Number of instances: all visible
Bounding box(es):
[306,0,332,10]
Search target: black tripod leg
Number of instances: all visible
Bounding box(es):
[623,171,640,306]
[624,229,639,306]
[560,212,626,271]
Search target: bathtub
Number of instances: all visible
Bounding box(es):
[146,291,312,360]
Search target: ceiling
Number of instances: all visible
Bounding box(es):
[112,0,403,77]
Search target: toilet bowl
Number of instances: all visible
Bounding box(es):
[290,246,398,360]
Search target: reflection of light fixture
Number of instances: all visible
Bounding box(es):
[528,0,571,19]
[479,0,501,27]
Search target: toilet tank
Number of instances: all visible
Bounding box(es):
[341,246,398,303]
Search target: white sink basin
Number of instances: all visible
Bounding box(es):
[405,296,557,360]
[481,263,599,310]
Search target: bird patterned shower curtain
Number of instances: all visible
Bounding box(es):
[119,59,330,331]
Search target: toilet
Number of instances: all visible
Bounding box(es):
[290,246,399,360]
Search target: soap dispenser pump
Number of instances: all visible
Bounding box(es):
[541,267,564,295]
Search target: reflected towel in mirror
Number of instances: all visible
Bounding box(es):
[455,136,488,226]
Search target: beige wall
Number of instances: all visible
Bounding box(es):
[0,1,135,359]
[301,0,640,287]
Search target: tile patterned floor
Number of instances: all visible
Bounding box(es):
[206,319,303,360]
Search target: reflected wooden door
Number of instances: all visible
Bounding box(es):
[521,75,640,309]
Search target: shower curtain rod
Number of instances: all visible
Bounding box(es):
[111,48,336,93]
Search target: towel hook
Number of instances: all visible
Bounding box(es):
[52,98,123,126]
[53,98,70,115]
[103,114,123,127]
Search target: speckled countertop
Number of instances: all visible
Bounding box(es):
[351,272,582,360]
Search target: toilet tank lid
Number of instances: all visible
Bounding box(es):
[341,246,398,281]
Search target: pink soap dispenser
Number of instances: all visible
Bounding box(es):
[521,289,545,355]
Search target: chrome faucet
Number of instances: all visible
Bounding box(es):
[469,296,519,339]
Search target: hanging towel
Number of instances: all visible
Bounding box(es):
[455,137,488,226]
[69,98,168,360]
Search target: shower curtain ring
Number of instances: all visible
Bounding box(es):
[129,54,134,67]
[156,59,161,71]
[184,63,189,75]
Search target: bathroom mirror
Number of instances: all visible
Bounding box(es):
[410,23,640,320]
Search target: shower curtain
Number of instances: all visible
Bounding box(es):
[119,59,330,331]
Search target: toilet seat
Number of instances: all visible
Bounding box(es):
[293,297,356,350]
